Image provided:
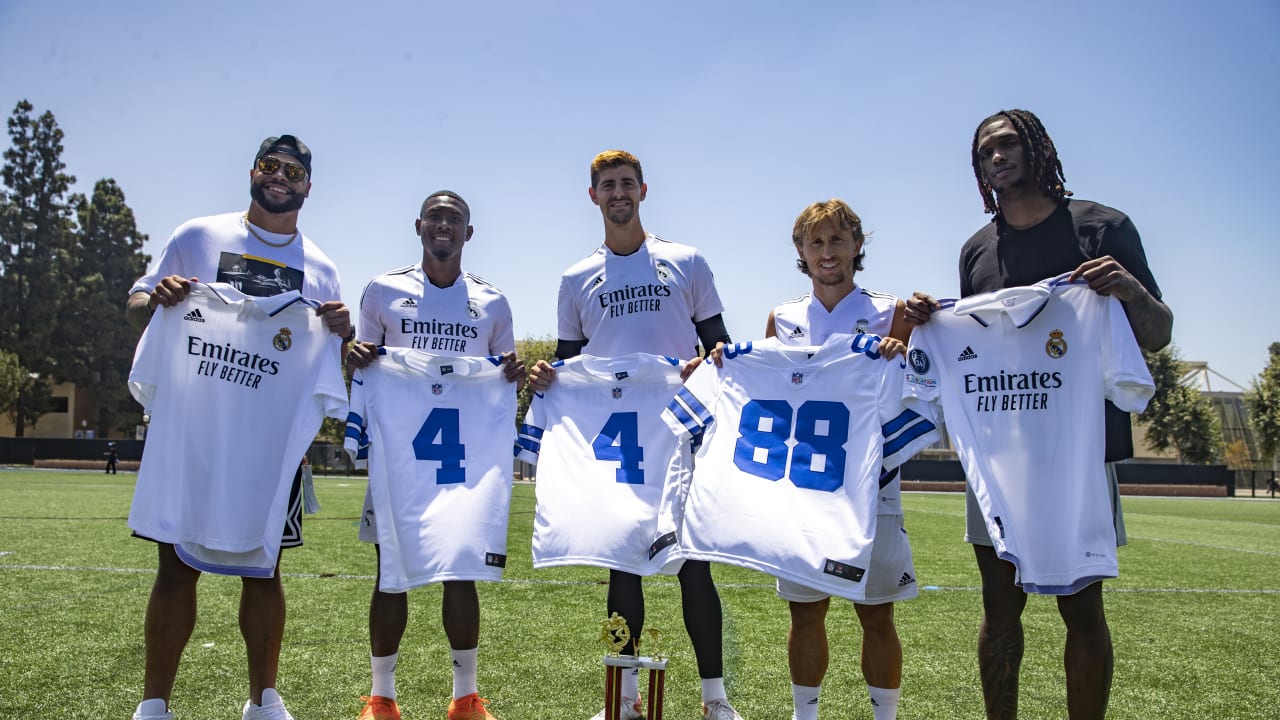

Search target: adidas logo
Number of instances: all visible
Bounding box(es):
[789,326,805,339]
[957,346,978,361]
[898,572,915,587]
[183,309,205,323]
[399,298,417,308]
[591,276,605,287]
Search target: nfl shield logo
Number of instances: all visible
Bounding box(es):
[612,387,623,399]
[791,372,803,385]
[431,383,443,395]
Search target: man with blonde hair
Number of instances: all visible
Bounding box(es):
[764,199,913,720]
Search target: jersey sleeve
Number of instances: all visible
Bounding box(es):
[515,394,546,464]
[127,304,175,409]
[356,278,385,344]
[877,358,939,470]
[1099,215,1162,300]
[689,251,726,323]
[661,358,719,442]
[900,327,945,429]
[129,228,189,295]
[313,332,349,420]
[343,368,371,469]
[1100,294,1156,413]
[556,274,587,343]
[489,294,517,355]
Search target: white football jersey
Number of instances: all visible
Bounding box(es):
[662,335,938,601]
[902,275,1154,595]
[345,348,516,592]
[131,212,341,302]
[357,266,515,356]
[517,354,688,575]
[773,287,907,514]
[127,283,347,577]
[557,234,723,359]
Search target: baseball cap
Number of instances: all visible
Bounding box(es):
[255,134,312,177]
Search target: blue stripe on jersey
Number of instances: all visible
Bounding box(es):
[344,411,365,440]
[883,417,937,458]
[674,387,712,425]
[878,466,900,489]
[516,436,541,455]
[519,423,544,439]
[882,408,920,437]
[666,400,698,435]
[486,355,503,366]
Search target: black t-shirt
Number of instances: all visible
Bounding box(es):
[959,199,1162,462]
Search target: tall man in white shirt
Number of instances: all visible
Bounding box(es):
[529,150,744,720]
[905,109,1173,720]
[765,199,912,720]
[347,191,524,720]
[124,134,354,720]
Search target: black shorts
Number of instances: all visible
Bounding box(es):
[134,466,305,548]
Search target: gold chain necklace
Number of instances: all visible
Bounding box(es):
[243,213,298,248]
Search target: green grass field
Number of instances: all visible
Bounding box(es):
[1,468,1277,719]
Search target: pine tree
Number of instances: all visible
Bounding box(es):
[0,100,77,435]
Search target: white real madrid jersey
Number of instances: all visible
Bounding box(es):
[357,266,515,356]
[773,286,907,514]
[517,354,689,575]
[127,283,347,577]
[662,335,938,601]
[557,234,724,359]
[344,348,516,592]
[901,275,1154,595]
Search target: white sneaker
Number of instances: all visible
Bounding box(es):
[589,696,644,720]
[242,689,295,720]
[702,698,745,720]
[131,699,173,720]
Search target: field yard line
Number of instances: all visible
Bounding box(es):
[1129,534,1280,557]
[3,563,1277,595]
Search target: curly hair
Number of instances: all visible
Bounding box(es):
[972,109,1070,215]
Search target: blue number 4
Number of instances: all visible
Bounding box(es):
[592,411,644,484]
[412,407,466,484]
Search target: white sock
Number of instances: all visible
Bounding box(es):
[370,652,398,700]
[791,684,820,720]
[701,677,726,704]
[137,698,168,717]
[868,685,900,720]
[622,666,640,704]
[451,647,479,699]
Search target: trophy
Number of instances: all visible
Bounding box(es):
[600,612,668,720]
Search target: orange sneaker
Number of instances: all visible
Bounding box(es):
[357,695,401,720]
[447,692,498,720]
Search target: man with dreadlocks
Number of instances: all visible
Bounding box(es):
[905,109,1172,720]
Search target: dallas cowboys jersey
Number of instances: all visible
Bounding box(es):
[902,275,1154,595]
[662,335,938,601]
[557,234,724,359]
[517,354,688,575]
[344,348,516,592]
[357,266,515,356]
[772,286,907,514]
[127,283,347,577]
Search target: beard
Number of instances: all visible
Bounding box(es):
[606,205,636,226]
[250,182,306,214]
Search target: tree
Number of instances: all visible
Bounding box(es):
[0,100,77,435]
[51,179,150,436]
[0,349,27,412]
[1139,344,1223,464]
[515,335,558,427]
[1245,341,1280,470]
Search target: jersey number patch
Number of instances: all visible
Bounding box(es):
[592,411,644,484]
[412,408,466,484]
[732,399,849,492]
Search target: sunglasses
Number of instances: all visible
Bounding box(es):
[255,156,308,182]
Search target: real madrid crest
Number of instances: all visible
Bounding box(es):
[273,327,292,351]
[1045,329,1067,359]
[465,300,481,320]
[655,261,671,283]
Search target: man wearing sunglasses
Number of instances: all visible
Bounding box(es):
[126,134,354,720]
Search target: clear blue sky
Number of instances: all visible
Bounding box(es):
[2,1,1276,388]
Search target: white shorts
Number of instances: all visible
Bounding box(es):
[776,514,918,605]
[964,462,1128,547]
[357,484,378,544]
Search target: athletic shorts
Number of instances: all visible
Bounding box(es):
[776,514,919,605]
[358,484,378,543]
[964,462,1127,547]
[134,466,305,549]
